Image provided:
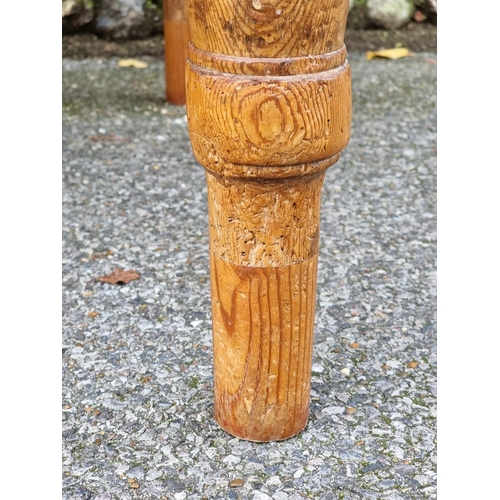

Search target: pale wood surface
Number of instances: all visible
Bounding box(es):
[185,0,351,441]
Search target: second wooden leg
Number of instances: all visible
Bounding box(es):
[163,0,190,104]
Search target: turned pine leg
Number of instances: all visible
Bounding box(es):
[185,0,351,441]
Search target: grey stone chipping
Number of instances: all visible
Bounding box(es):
[63,52,436,499]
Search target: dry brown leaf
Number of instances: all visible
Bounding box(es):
[349,342,359,348]
[230,479,244,488]
[346,407,357,414]
[96,268,140,285]
[407,360,419,369]
[366,48,411,61]
[117,58,148,69]
[87,310,98,317]
[355,440,365,446]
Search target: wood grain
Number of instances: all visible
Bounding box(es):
[206,171,325,268]
[187,43,347,76]
[185,0,351,441]
[211,253,317,441]
[187,62,351,169]
[187,0,349,58]
[206,169,328,441]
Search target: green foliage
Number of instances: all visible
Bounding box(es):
[62,0,94,6]
[188,377,200,389]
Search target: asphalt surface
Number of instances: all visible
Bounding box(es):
[62,52,437,499]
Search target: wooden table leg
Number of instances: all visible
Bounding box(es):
[185,0,351,441]
[163,0,190,104]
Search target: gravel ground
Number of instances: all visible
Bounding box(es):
[62,52,437,499]
[62,25,437,60]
